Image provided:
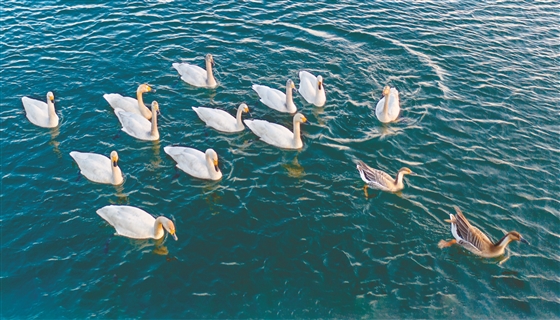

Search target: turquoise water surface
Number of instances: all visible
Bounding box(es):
[1,1,559,318]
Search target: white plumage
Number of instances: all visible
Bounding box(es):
[244,113,307,150]
[164,146,222,181]
[22,92,59,128]
[252,79,297,113]
[103,84,153,119]
[375,86,400,123]
[192,103,249,133]
[115,101,160,141]
[97,205,177,240]
[173,54,217,88]
[298,71,326,107]
[70,151,123,185]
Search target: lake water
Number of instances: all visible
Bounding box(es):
[1,1,559,318]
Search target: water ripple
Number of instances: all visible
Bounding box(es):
[1,0,559,318]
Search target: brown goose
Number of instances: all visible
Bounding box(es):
[438,206,529,258]
[356,160,413,195]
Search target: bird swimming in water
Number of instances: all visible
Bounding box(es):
[438,206,529,262]
[356,160,413,197]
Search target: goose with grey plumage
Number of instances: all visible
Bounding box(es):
[438,206,529,260]
[356,160,413,196]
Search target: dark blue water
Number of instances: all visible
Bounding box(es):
[1,1,559,318]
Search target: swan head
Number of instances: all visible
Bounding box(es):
[206,54,215,66]
[317,75,323,90]
[206,148,220,172]
[162,218,178,241]
[382,86,391,96]
[151,101,160,114]
[294,113,307,123]
[508,231,529,245]
[137,84,152,93]
[240,103,249,113]
[398,167,413,175]
[287,79,295,90]
[47,92,55,102]
[110,151,119,167]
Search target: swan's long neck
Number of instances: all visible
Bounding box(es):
[317,85,326,106]
[285,83,296,112]
[47,99,57,124]
[153,217,166,239]
[383,93,390,117]
[206,60,217,87]
[317,82,324,96]
[205,153,221,179]
[292,119,302,147]
[136,90,151,119]
[235,106,244,130]
[394,171,405,189]
[112,163,123,185]
[151,107,159,138]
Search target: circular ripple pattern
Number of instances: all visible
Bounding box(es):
[1,1,559,318]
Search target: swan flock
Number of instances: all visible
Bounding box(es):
[21,51,529,266]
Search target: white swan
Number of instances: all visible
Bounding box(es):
[96,205,178,240]
[22,92,59,128]
[103,84,153,120]
[164,146,222,181]
[115,101,160,141]
[172,54,217,88]
[244,113,307,150]
[70,150,124,185]
[375,86,400,123]
[298,71,326,107]
[252,79,297,113]
[192,103,249,133]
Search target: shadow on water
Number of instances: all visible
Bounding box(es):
[282,155,305,178]
[113,183,129,204]
[48,126,62,158]
[311,105,326,126]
